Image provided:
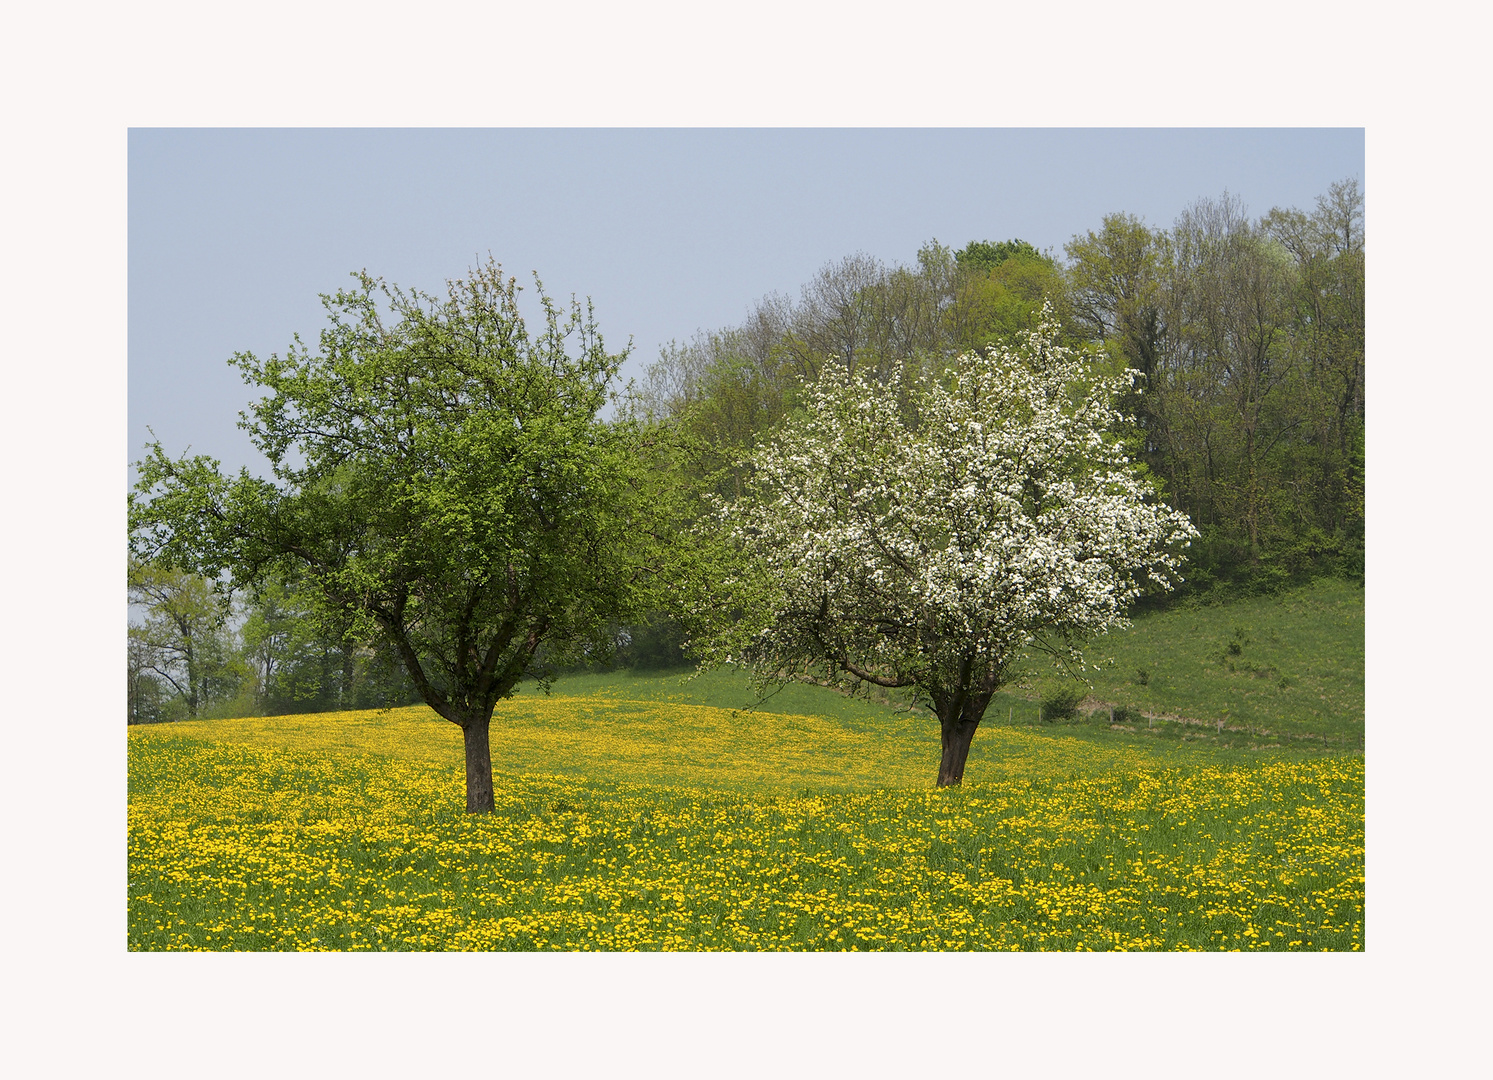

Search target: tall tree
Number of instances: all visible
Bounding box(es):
[947,241,1071,357]
[127,558,237,720]
[1264,178,1365,566]
[687,313,1196,787]
[238,575,361,714]
[634,238,1066,491]
[130,261,670,812]
[1063,182,1365,591]
[954,237,1044,275]
[1168,193,1296,561]
[127,633,171,724]
[1064,214,1171,468]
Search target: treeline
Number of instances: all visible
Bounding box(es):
[128,559,422,724]
[636,179,1362,597]
[127,559,689,724]
[128,180,1363,722]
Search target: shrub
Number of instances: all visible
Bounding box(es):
[1040,685,1084,723]
[1225,625,1250,656]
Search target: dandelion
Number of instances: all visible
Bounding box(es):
[129,705,1362,952]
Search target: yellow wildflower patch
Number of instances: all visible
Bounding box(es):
[128,702,1364,951]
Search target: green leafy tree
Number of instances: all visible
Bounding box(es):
[1063,183,1364,593]
[130,261,670,812]
[127,557,240,720]
[1064,213,1170,452]
[238,577,301,708]
[127,634,171,724]
[239,575,359,714]
[948,242,1071,357]
[1263,178,1365,575]
[634,238,1070,498]
[953,237,1042,275]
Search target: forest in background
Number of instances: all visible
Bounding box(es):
[128,180,1364,724]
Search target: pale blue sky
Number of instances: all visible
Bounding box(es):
[129,128,1363,480]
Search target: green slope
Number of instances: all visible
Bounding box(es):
[543,576,1365,755]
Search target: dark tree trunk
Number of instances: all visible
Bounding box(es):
[461,716,496,813]
[936,692,992,788]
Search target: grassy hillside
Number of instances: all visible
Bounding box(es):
[540,576,1366,754]
[1048,577,1365,744]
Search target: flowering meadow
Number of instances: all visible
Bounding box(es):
[128,699,1363,951]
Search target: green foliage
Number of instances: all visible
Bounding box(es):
[127,637,174,724]
[1064,181,1365,597]
[129,260,686,807]
[631,238,1073,507]
[344,640,425,710]
[239,576,333,714]
[554,610,692,674]
[948,247,1072,356]
[954,238,1043,275]
[1039,684,1084,723]
[636,180,1365,616]
[615,613,691,671]
[128,558,239,721]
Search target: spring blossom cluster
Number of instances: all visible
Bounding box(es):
[703,314,1199,700]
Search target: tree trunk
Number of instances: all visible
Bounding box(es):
[936,693,991,787]
[462,716,496,813]
[339,645,356,711]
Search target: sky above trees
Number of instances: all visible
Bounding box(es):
[128,128,1363,483]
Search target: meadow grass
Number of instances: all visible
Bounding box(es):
[129,696,1363,951]
[128,579,1364,952]
[1022,576,1364,745]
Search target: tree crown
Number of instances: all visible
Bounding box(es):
[130,260,662,723]
[689,311,1198,702]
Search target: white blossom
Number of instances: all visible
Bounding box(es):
[693,311,1198,722]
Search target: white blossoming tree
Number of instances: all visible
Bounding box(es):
[691,312,1198,787]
